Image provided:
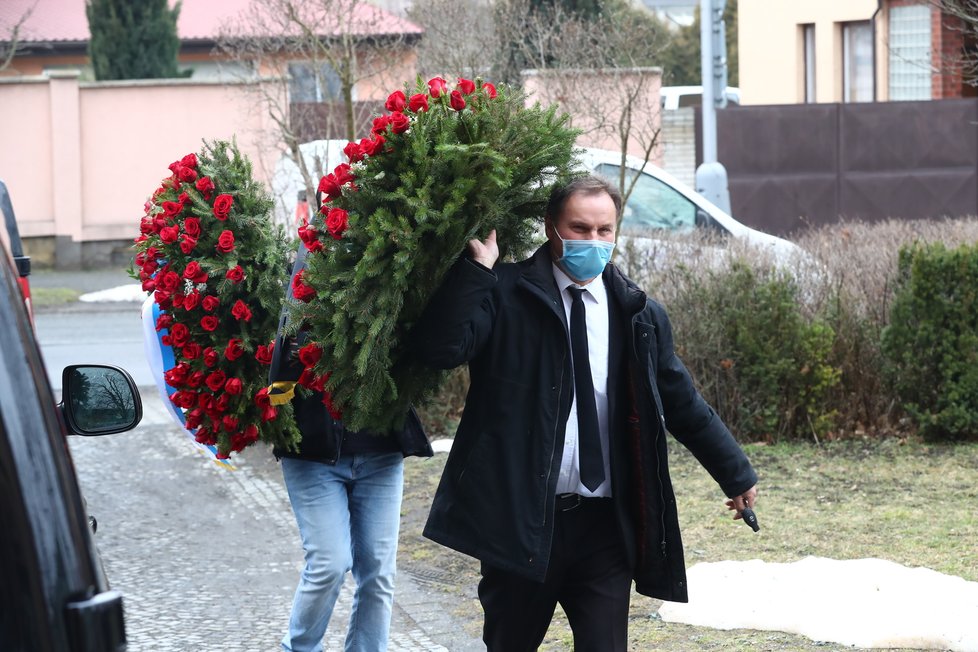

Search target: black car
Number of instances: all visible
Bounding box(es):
[0,193,142,651]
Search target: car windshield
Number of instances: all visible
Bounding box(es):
[595,163,698,232]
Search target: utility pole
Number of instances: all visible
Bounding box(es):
[696,0,732,214]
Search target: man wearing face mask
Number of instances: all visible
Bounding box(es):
[414,175,758,651]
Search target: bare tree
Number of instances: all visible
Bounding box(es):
[933,0,978,87]
[498,0,669,225]
[0,2,36,73]
[408,0,498,79]
[218,0,419,214]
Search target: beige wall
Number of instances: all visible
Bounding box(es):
[739,0,885,104]
[522,68,663,164]
[0,72,280,248]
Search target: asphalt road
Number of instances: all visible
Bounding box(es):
[33,292,483,652]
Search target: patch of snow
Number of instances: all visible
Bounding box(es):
[430,438,453,454]
[658,556,978,651]
[79,284,147,303]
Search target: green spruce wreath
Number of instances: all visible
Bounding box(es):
[131,140,300,457]
[286,77,580,433]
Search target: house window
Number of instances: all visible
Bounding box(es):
[842,20,875,102]
[888,4,932,101]
[288,62,343,103]
[803,23,816,103]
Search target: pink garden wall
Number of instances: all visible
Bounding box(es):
[0,72,280,265]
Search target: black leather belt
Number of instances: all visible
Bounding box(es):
[555,493,584,512]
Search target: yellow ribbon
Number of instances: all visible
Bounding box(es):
[267,381,297,406]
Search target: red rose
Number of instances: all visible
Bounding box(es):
[197,428,217,447]
[177,192,191,206]
[181,153,198,169]
[225,265,245,283]
[390,111,410,134]
[254,387,271,408]
[202,295,219,312]
[408,93,429,113]
[160,271,181,293]
[333,163,354,185]
[203,347,219,367]
[326,208,349,240]
[224,338,245,361]
[169,322,190,347]
[183,291,201,311]
[318,174,342,201]
[155,313,173,331]
[216,229,235,253]
[159,225,179,243]
[141,277,157,292]
[179,234,197,254]
[344,141,365,163]
[291,270,317,302]
[213,194,233,220]
[222,415,239,433]
[154,290,173,310]
[360,136,385,157]
[187,371,205,388]
[428,76,448,98]
[185,408,204,429]
[141,259,159,277]
[182,342,202,359]
[482,82,498,99]
[215,394,230,413]
[371,114,392,137]
[231,299,252,322]
[170,390,198,410]
[457,78,476,94]
[139,217,157,235]
[200,315,219,331]
[385,90,407,112]
[205,370,227,392]
[242,424,259,443]
[183,261,208,283]
[178,166,198,183]
[183,217,201,238]
[298,342,323,367]
[224,377,244,395]
[195,176,214,199]
[162,201,183,218]
[164,362,191,387]
[450,90,466,111]
[297,221,323,253]
[255,342,274,365]
[198,393,214,410]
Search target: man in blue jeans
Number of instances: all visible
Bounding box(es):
[276,391,431,652]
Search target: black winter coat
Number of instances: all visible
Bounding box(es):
[415,245,757,602]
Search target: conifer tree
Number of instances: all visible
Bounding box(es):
[86,0,183,80]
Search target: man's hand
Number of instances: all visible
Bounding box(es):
[468,229,499,269]
[725,485,758,520]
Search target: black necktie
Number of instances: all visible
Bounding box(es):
[567,287,605,491]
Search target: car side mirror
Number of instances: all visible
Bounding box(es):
[60,365,143,436]
[695,208,711,228]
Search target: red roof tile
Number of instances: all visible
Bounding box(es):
[1,0,422,45]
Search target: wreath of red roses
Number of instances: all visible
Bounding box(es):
[131,140,299,457]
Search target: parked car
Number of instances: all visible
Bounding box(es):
[660,85,741,110]
[0,198,142,651]
[578,147,802,262]
[1,179,32,319]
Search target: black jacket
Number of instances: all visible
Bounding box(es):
[274,392,433,464]
[415,245,756,602]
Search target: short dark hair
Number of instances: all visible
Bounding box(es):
[545,175,623,224]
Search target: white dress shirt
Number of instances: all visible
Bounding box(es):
[552,264,612,497]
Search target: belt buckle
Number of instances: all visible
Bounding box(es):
[556,493,582,512]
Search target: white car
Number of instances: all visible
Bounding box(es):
[578,147,802,263]
[660,85,741,110]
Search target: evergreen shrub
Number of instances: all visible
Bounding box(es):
[881,242,978,441]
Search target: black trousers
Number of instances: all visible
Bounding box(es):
[478,496,632,652]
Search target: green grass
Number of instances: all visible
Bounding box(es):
[400,437,978,650]
[30,287,81,307]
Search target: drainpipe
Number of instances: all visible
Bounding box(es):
[872,0,882,101]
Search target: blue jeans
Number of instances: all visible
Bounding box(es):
[280,453,404,652]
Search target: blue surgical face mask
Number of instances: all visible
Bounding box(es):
[552,227,615,281]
